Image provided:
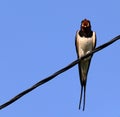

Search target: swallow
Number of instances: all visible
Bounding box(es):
[75,19,97,111]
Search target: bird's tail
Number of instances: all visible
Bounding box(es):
[79,84,86,111]
[83,85,86,111]
[79,85,83,109]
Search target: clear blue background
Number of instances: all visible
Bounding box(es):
[0,0,120,116]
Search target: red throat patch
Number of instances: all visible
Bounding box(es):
[81,19,91,31]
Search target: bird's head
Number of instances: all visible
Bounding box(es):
[80,19,91,32]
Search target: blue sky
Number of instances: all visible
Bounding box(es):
[0,0,120,116]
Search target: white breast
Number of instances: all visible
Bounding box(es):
[76,31,96,58]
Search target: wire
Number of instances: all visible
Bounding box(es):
[0,35,120,110]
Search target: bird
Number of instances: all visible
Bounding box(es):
[75,19,97,111]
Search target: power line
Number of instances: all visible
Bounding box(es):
[0,35,120,110]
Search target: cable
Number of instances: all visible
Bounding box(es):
[0,35,120,110]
